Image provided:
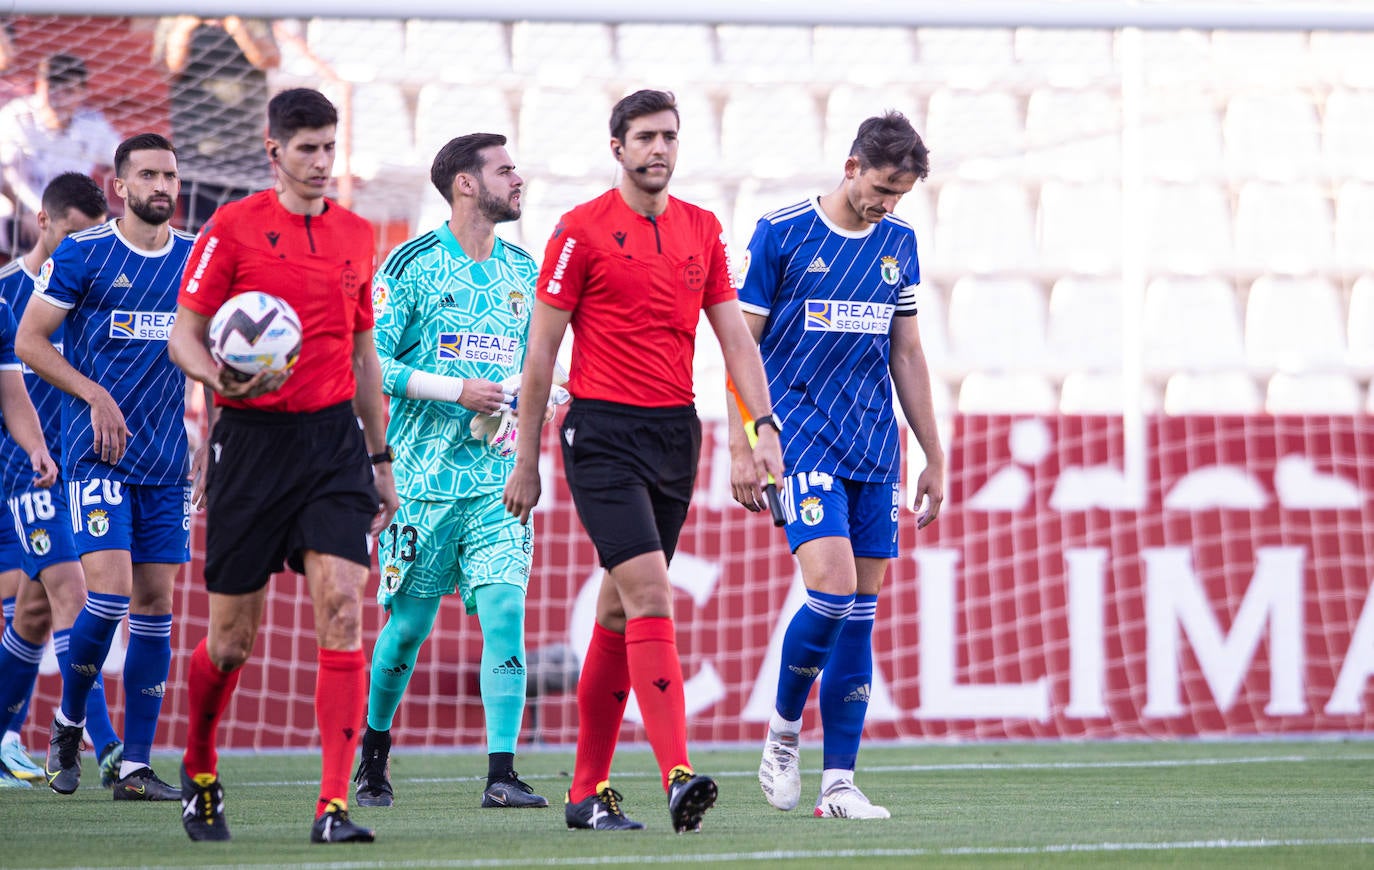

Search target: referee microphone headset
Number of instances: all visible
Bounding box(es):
[615,145,650,174]
[269,144,312,186]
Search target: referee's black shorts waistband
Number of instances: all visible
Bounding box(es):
[217,400,356,427]
[570,398,697,422]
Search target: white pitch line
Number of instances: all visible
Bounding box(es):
[22,837,1374,870]
[229,752,1374,789]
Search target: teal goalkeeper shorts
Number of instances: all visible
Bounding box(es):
[377,494,532,614]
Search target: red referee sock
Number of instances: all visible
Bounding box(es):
[625,616,691,791]
[183,639,241,778]
[570,623,630,803]
[315,647,365,817]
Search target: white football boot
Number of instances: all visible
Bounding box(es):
[813,780,891,819]
[757,729,801,811]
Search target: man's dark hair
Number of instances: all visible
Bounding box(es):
[609,89,679,143]
[114,133,176,178]
[41,53,88,88]
[41,172,107,219]
[431,133,507,203]
[268,87,338,143]
[850,111,930,180]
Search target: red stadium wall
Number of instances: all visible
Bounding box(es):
[20,414,1374,751]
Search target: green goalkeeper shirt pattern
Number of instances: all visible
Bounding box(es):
[373,224,536,501]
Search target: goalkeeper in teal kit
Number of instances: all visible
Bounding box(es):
[354,133,554,809]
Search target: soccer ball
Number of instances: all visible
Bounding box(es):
[208,291,302,381]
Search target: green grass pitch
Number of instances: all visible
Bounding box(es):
[3,740,1372,868]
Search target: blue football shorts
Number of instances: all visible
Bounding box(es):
[780,472,900,559]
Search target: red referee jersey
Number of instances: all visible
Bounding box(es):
[178,190,376,413]
[537,189,735,407]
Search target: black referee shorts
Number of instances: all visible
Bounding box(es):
[560,399,701,570]
[204,401,378,595]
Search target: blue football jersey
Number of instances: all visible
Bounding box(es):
[737,197,920,482]
[0,296,24,491]
[0,259,66,496]
[33,221,193,485]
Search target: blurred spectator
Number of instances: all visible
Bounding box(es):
[0,53,119,254]
[155,15,279,232]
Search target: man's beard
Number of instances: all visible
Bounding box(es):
[126,192,175,225]
[478,185,520,224]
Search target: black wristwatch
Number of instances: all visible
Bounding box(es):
[753,413,783,436]
[369,446,395,465]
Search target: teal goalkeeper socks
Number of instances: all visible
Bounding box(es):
[366,592,441,732]
[474,584,528,756]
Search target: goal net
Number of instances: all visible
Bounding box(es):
[4,11,1372,752]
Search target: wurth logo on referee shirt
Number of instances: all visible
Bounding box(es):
[547,237,577,296]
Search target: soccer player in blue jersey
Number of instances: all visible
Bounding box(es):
[730,112,945,820]
[0,172,126,789]
[354,132,553,811]
[16,134,194,800]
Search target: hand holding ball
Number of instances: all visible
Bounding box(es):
[208,292,302,383]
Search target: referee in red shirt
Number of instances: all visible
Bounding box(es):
[167,88,398,844]
[504,89,783,833]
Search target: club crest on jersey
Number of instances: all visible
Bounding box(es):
[110,310,175,340]
[681,259,706,291]
[371,276,390,315]
[507,289,527,319]
[381,563,401,595]
[879,256,901,286]
[86,509,110,537]
[29,529,50,556]
[340,264,361,298]
[799,496,824,526]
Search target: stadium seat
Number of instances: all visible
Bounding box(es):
[670,89,723,174]
[510,22,615,82]
[1014,27,1117,87]
[1323,90,1374,182]
[731,180,821,251]
[1037,182,1122,274]
[912,282,949,370]
[321,83,414,179]
[616,23,715,81]
[1060,372,1160,415]
[1137,29,1211,87]
[1333,181,1374,271]
[517,180,608,261]
[1162,372,1263,415]
[1211,32,1313,86]
[814,26,918,84]
[1024,89,1121,180]
[1346,276,1374,368]
[957,372,1057,414]
[414,84,517,162]
[716,24,813,82]
[1143,183,1232,275]
[1142,277,1246,371]
[915,27,1016,89]
[825,85,923,164]
[1222,91,1322,181]
[1046,277,1124,371]
[1140,91,1224,181]
[306,18,405,82]
[933,181,1036,274]
[1264,373,1362,415]
[519,86,614,177]
[1233,182,1333,274]
[1311,31,1374,87]
[923,89,1023,179]
[1244,276,1347,371]
[721,86,825,178]
[404,20,509,81]
[945,276,1048,371]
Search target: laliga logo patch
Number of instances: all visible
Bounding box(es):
[733,250,751,289]
[29,528,51,556]
[36,258,54,292]
[879,255,901,286]
[508,289,527,319]
[437,332,461,360]
[86,509,110,537]
[371,276,390,314]
[799,496,824,526]
[804,300,832,330]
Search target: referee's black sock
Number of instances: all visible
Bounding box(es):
[487,751,515,784]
